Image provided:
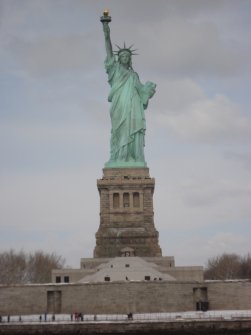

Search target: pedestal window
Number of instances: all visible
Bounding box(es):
[123,193,130,207]
[113,193,119,208]
[133,192,140,207]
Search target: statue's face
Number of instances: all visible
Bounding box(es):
[119,52,131,66]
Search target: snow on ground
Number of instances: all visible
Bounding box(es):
[1,310,251,324]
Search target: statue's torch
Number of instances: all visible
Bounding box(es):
[100,9,111,23]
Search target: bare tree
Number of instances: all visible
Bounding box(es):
[0,250,65,284]
[240,253,251,279]
[0,250,27,284]
[26,251,65,283]
[204,253,251,280]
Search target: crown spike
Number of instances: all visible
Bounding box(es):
[113,42,139,57]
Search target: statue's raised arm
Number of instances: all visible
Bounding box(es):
[103,23,113,60]
[100,11,156,169]
[100,10,113,60]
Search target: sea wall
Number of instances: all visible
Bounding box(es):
[1,320,251,335]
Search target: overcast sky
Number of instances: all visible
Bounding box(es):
[0,0,250,268]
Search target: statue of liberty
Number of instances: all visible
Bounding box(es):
[101,11,156,168]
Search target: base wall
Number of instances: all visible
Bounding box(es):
[0,281,251,315]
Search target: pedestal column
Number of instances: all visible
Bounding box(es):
[94,168,162,258]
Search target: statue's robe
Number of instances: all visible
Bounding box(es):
[105,55,151,166]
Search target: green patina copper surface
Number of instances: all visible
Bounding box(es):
[101,12,156,168]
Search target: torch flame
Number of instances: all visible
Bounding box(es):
[103,9,109,17]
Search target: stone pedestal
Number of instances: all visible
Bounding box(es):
[94,168,162,258]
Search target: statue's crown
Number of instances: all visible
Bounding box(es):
[114,42,138,56]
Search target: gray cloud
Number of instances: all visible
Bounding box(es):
[172,232,250,266]
[2,0,249,79]
[135,18,246,78]
[224,151,251,169]
[182,179,251,207]
[6,33,100,76]
[153,79,251,143]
